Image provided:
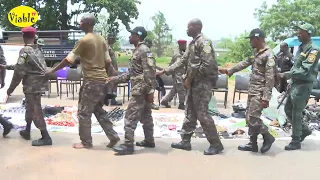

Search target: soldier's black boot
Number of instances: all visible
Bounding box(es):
[0,115,13,137]
[204,144,224,155]
[20,122,31,140]
[238,135,258,152]
[113,144,134,155]
[106,137,120,148]
[151,103,160,110]
[160,101,171,108]
[300,128,312,142]
[285,137,301,151]
[136,140,155,148]
[260,132,275,153]
[31,130,52,146]
[110,99,122,106]
[178,103,185,110]
[171,133,192,151]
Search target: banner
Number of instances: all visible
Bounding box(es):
[0,45,24,103]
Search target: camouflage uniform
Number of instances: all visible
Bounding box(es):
[275,51,293,92]
[112,42,156,148]
[164,34,223,155]
[228,47,275,136]
[66,33,119,148]
[161,50,186,108]
[0,45,13,137]
[283,23,320,150]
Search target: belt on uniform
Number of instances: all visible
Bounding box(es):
[292,78,312,84]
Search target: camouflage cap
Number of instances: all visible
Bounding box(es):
[297,23,315,35]
[37,38,45,46]
[245,28,266,39]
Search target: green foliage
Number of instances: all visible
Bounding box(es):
[0,0,140,34]
[116,55,171,67]
[254,0,320,41]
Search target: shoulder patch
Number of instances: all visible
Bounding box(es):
[203,40,209,45]
[203,41,212,54]
[147,52,153,58]
[267,54,275,67]
[20,52,28,58]
[307,49,318,63]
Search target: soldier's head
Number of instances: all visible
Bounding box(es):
[246,28,266,49]
[145,38,152,48]
[297,23,314,43]
[107,33,116,45]
[128,26,147,45]
[177,40,187,52]
[280,42,289,52]
[80,14,96,33]
[21,26,37,45]
[187,18,202,38]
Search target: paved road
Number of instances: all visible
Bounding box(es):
[1,131,320,180]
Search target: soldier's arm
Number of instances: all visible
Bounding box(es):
[0,46,6,84]
[164,48,189,74]
[227,56,253,76]
[164,54,179,75]
[112,72,130,84]
[262,54,276,102]
[141,50,156,94]
[7,51,28,94]
[291,49,319,80]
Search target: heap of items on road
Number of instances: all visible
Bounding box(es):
[1,87,320,140]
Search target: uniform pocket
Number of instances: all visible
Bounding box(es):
[130,76,145,96]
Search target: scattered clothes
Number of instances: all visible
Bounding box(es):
[302,109,320,131]
[107,107,125,122]
[231,129,245,135]
[43,106,64,117]
[231,103,246,118]
[208,95,229,118]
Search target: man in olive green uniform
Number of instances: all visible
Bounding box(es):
[47,14,120,149]
[158,19,223,155]
[107,34,122,106]
[2,27,52,146]
[219,29,276,153]
[278,23,320,150]
[107,26,156,155]
[160,40,187,110]
[275,42,293,93]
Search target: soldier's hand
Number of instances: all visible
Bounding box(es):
[106,77,115,83]
[261,100,269,108]
[156,70,165,76]
[218,68,228,75]
[145,93,154,103]
[277,73,285,78]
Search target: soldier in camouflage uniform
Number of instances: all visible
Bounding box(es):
[158,19,223,155]
[0,45,13,137]
[47,14,120,149]
[107,26,157,155]
[1,27,52,146]
[275,42,293,93]
[107,34,122,106]
[278,23,320,150]
[219,29,275,153]
[160,40,187,110]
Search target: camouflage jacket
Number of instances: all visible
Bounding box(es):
[166,50,186,84]
[0,45,6,85]
[165,33,219,87]
[7,45,49,94]
[113,42,156,95]
[228,46,275,101]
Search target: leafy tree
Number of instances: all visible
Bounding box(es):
[0,0,140,35]
[254,0,320,41]
[149,11,173,57]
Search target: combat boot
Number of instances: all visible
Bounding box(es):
[160,101,171,108]
[285,137,301,151]
[178,103,185,110]
[238,135,258,152]
[19,130,31,140]
[0,116,13,137]
[136,140,155,148]
[113,144,134,155]
[106,137,120,148]
[204,144,224,155]
[151,103,160,110]
[300,128,312,142]
[260,132,275,153]
[171,133,192,151]
[32,130,52,146]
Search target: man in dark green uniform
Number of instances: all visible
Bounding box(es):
[278,23,320,150]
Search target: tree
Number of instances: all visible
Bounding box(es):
[94,14,110,38]
[149,11,173,57]
[254,0,320,41]
[0,0,140,35]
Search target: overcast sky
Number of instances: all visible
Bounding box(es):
[118,0,278,40]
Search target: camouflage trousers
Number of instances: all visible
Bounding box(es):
[245,95,268,135]
[284,82,313,138]
[111,60,118,93]
[161,82,186,104]
[25,93,47,130]
[124,95,154,145]
[78,80,119,146]
[181,82,222,147]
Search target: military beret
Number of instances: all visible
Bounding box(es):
[21,27,37,34]
[177,40,187,43]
